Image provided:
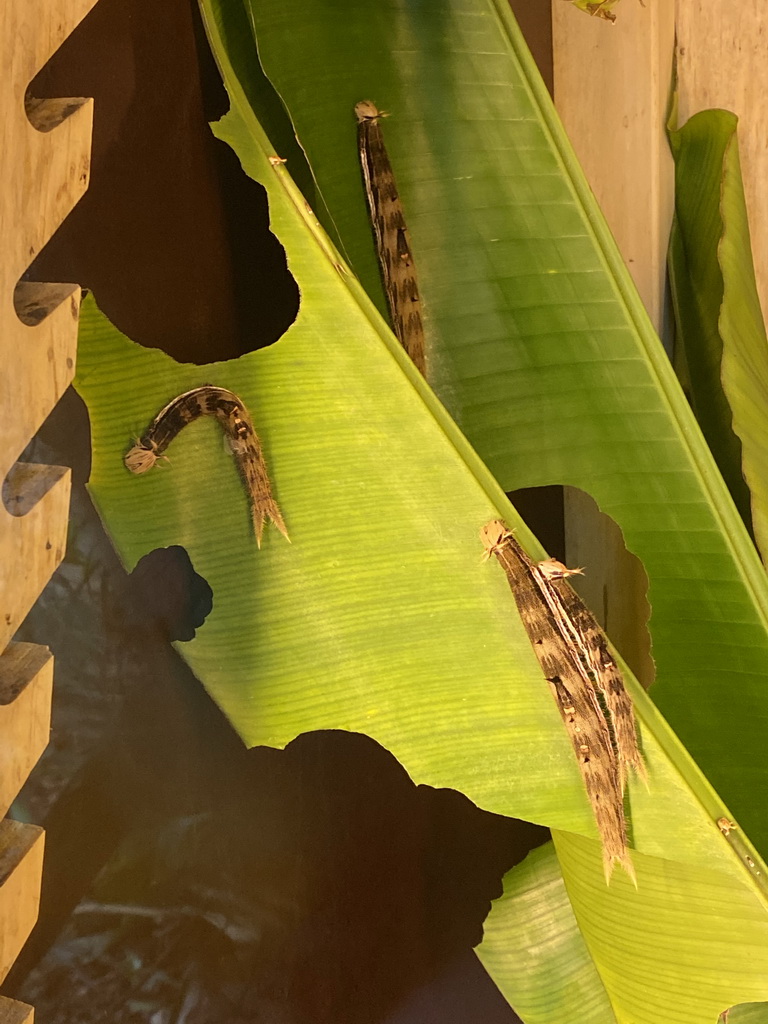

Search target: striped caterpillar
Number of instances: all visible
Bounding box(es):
[355,100,426,377]
[481,520,645,882]
[125,386,288,547]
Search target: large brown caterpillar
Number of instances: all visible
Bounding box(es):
[535,555,646,792]
[355,100,426,377]
[481,520,644,883]
[125,386,289,547]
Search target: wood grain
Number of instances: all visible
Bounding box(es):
[0,997,33,1024]
[0,0,95,650]
[0,645,54,821]
[551,1,673,688]
[552,0,675,336]
[0,0,98,993]
[0,822,44,985]
[563,489,654,689]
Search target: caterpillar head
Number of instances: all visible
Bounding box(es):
[124,439,160,474]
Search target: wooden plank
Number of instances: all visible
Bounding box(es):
[0,645,54,821]
[551,1,675,687]
[552,0,675,334]
[0,998,33,1024]
[562,488,655,687]
[0,1,97,653]
[0,0,99,995]
[0,822,44,985]
[676,0,768,322]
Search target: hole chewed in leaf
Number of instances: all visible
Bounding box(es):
[21,0,300,365]
[121,546,213,642]
[563,486,654,690]
[508,485,654,689]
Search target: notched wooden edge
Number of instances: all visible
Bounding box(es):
[0,642,51,706]
[0,996,34,1024]
[13,281,80,327]
[2,463,68,518]
[24,95,89,134]
[0,821,43,889]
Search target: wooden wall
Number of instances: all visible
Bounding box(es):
[551,0,768,686]
[0,2,98,1018]
[551,0,675,687]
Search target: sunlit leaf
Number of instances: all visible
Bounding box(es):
[243,0,768,863]
[69,3,768,1020]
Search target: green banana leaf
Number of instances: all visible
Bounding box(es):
[241,0,768,861]
[729,1005,768,1024]
[482,830,768,1024]
[72,2,768,1019]
[668,108,768,563]
[477,841,614,1023]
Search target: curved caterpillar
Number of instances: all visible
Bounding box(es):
[125,386,289,547]
[355,100,426,377]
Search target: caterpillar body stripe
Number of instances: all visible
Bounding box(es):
[125,385,288,547]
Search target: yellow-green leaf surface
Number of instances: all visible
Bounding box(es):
[242,0,768,861]
[72,4,768,1019]
[669,108,768,564]
[478,842,614,1024]
[483,833,768,1024]
[481,709,768,1022]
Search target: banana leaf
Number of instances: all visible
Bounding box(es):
[72,2,768,1019]
[477,842,614,1023]
[239,0,768,862]
[668,107,768,564]
[729,1005,768,1024]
